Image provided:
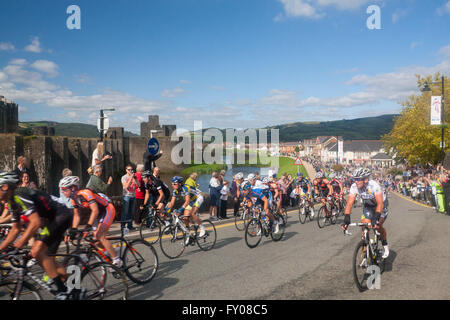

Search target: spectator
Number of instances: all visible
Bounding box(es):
[92,142,112,170]
[144,150,163,173]
[185,172,200,189]
[18,172,37,189]
[121,164,140,231]
[86,165,113,194]
[219,180,230,219]
[14,156,30,178]
[209,172,221,221]
[134,164,145,225]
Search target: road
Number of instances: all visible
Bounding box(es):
[126,192,450,300]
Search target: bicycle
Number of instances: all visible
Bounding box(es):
[317,195,337,228]
[139,206,170,244]
[298,194,314,224]
[244,205,286,249]
[0,224,11,242]
[0,248,128,300]
[343,222,385,291]
[235,201,252,231]
[66,223,158,285]
[160,211,217,259]
[333,193,347,218]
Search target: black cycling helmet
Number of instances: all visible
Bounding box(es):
[142,170,152,178]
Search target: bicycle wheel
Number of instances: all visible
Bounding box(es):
[352,240,373,292]
[195,220,217,251]
[271,214,285,242]
[123,239,158,284]
[81,262,128,300]
[160,225,186,259]
[298,204,307,224]
[282,208,288,222]
[0,280,42,300]
[245,219,263,249]
[330,208,337,225]
[140,215,162,245]
[235,207,250,231]
[339,199,347,217]
[317,206,327,228]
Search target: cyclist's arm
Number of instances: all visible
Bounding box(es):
[72,207,81,228]
[344,193,356,215]
[166,196,176,212]
[14,212,41,249]
[155,189,164,206]
[87,202,100,226]
[143,189,150,207]
[375,192,384,213]
[182,195,190,210]
[0,220,22,251]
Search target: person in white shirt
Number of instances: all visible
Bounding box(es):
[219,180,230,219]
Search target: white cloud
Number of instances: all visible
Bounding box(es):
[437,1,450,15]
[30,60,59,77]
[180,80,191,84]
[9,59,28,66]
[24,37,43,53]
[276,0,372,20]
[161,87,187,98]
[0,42,15,51]
[74,74,94,85]
[438,45,450,58]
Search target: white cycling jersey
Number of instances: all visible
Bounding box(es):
[349,180,386,204]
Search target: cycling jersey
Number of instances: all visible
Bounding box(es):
[314,178,330,196]
[8,187,72,254]
[296,178,311,193]
[172,185,204,209]
[145,176,171,204]
[71,189,115,228]
[330,179,342,194]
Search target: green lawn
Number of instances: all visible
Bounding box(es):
[273,157,309,179]
[180,163,228,177]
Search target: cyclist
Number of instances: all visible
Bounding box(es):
[59,176,122,268]
[165,176,206,245]
[295,172,315,217]
[313,171,333,208]
[141,170,171,227]
[0,172,75,299]
[329,173,344,214]
[242,181,279,234]
[342,168,389,259]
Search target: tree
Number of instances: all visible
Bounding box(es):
[382,74,450,165]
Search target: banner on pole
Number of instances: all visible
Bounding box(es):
[431,96,442,125]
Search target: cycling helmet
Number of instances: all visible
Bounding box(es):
[0,172,19,186]
[315,172,323,179]
[142,170,152,177]
[329,172,336,179]
[242,181,252,191]
[171,176,184,184]
[297,172,303,177]
[59,176,80,188]
[352,168,371,179]
[247,173,256,181]
[262,177,270,184]
[234,172,244,180]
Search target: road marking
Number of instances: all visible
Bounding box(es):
[391,191,433,209]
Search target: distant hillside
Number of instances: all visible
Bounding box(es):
[18,121,139,138]
[268,114,398,142]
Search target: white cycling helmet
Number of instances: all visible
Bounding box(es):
[315,172,323,179]
[247,173,256,181]
[59,176,80,188]
[0,172,19,186]
[352,168,371,179]
[262,177,270,184]
[329,172,336,179]
[234,172,244,180]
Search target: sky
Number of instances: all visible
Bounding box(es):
[1,0,450,134]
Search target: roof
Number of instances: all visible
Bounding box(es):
[370,153,392,160]
[325,140,384,153]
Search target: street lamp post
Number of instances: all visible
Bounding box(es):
[422,76,446,163]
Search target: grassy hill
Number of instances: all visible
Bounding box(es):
[18,121,138,138]
[268,114,398,141]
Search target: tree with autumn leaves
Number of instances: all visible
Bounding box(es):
[382,74,450,165]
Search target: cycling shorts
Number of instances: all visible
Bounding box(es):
[361,199,389,225]
[186,194,204,211]
[35,207,73,255]
[98,203,116,229]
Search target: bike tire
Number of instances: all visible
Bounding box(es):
[245,218,263,249]
[196,220,217,251]
[160,225,186,259]
[235,207,249,231]
[81,261,129,300]
[0,280,42,300]
[140,215,162,245]
[317,206,327,228]
[123,239,158,284]
[298,205,307,224]
[352,240,373,292]
[282,208,288,222]
[270,214,285,242]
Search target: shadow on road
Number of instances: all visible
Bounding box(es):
[383,249,397,273]
[182,237,243,257]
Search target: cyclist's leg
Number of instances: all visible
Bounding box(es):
[95,204,117,259]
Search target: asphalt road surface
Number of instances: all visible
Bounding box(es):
[127,192,450,300]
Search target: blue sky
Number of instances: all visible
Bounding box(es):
[1,0,450,133]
